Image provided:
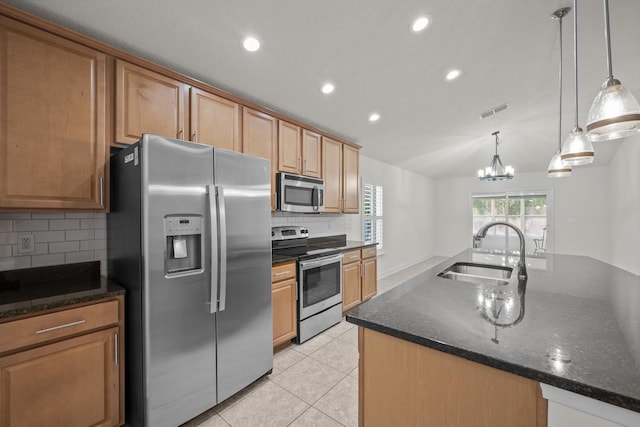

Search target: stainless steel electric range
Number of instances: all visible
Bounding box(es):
[272,226,343,343]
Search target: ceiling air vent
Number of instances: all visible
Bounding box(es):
[479,102,510,119]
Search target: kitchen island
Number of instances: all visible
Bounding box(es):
[346,249,640,427]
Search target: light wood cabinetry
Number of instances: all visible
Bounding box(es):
[0,16,107,211]
[189,87,241,151]
[272,262,297,348]
[115,59,186,145]
[0,297,124,427]
[243,107,278,210]
[342,247,377,313]
[301,129,322,178]
[358,328,548,427]
[278,121,302,174]
[322,137,360,213]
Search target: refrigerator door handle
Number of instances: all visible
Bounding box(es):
[216,185,228,311]
[207,184,219,314]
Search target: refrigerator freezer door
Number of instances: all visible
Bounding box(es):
[213,149,273,403]
[142,135,217,427]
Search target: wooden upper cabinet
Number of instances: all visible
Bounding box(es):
[343,144,360,213]
[302,129,322,178]
[189,88,241,151]
[115,59,185,145]
[322,137,343,213]
[242,107,277,209]
[0,17,107,211]
[278,121,301,174]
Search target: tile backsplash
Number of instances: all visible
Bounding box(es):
[0,213,106,275]
[271,212,348,237]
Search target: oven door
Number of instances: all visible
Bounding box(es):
[298,254,343,320]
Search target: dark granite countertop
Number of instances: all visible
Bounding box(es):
[346,249,640,413]
[0,261,125,320]
[272,234,377,265]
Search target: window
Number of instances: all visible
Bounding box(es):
[472,192,550,252]
[363,183,383,251]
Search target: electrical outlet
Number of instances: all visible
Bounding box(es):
[17,233,35,254]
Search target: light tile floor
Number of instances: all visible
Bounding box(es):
[182,256,446,427]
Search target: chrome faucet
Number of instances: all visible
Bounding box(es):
[474,222,527,280]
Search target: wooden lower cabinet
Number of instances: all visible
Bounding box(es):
[342,248,377,313]
[272,262,297,347]
[0,296,124,427]
[359,328,548,427]
[0,327,120,427]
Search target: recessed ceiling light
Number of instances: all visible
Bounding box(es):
[321,83,335,94]
[445,69,462,81]
[243,36,260,52]
[411,16,430,32]
[369,113,380,122]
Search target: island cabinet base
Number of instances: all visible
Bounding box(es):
[358,328,548,427]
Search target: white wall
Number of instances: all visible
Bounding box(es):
[434,167,612,264]
[359,155,436,277]
[608,135,640,275]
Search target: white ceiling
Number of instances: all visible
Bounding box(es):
[5,0,640,178]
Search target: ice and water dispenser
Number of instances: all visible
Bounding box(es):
[164,215,203,275]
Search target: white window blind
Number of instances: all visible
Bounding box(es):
[363,183,383,250]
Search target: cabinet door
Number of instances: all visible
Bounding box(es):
[302,129,322,178]
[342,262,362,313]
[115,59,186,144]
[343,144,360,213]
[278,121,301,174]
[0,327,119,427]
[272,278,297,347]
[322,137,343,213]
[362,257,377,301]
[0,17,107,211]
[242,107,277,210]
[189,88,241,151]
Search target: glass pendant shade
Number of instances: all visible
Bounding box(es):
[586,77,640,141]
[560,126,594,166]
[547,150,572,178]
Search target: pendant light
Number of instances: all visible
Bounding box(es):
[560,0,594,166]
[478,131,514,181]
[548,7,572,178]
[586,0,640,141]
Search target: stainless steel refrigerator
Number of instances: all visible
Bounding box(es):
[108,134,273,427]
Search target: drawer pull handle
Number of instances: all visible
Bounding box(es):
[274,271,291,276]
[36,319,86,334]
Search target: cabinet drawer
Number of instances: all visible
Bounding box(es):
[362,246,377,259]
[272,262,296,283]
[343,250,361,265]
[0,300,119,354]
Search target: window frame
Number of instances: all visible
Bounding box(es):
[362,181,383,253]
[470,189,554,253]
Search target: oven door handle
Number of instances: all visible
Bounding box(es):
[299,253,343,269]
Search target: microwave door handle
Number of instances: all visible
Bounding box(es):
[216,186,228,312]
[207,185,219,314]
[312,185,319,211]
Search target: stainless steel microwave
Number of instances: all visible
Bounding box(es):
[276,173,324,213]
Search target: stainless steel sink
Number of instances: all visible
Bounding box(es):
[438,262,512,286]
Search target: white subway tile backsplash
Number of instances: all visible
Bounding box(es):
[49,241,80,254]
[34,231,65,243]
[0,220,12,233]
[65,251,94,264]
[0,213,31,220]
[32,253,65,268]
[270,213,347,238]
[80,239,106,251]
[0,233,17,245]
[14,220,49,232]
[81,218,106,230]
[0,245,12,257]
[31,213,65,219]
[0,257,31,270]
[94,229,107,240]
[12,243,49,257]
[65,229,95,241]
[49,219,80,230]
[64,213,95,219]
